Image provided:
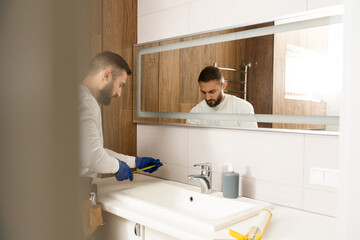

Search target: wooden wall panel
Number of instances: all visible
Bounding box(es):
[140,45,159,112]
[82,0,103,79]
[198,35,214,66]
[102,109,136,156]
[102,0,137,156]
[103,0,136,110]
[159,40,181,123]
[180,44,201,104]
[232,38,247,99]
[244,23,274,128]
[89,0,103,59]
[214,39,238,98]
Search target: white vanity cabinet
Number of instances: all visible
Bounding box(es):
[94,212,144,240]
[95,211,178,240]
[144,227,178,240]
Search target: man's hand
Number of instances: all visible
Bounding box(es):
[135,157,162,173]
[115,159,134,181]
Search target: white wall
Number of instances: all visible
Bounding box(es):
[338,0,360,238]
[137,0,343,43]
[137,124,339,217]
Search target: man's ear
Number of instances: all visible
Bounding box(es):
[102,68,112,83]
[222,81,228,90]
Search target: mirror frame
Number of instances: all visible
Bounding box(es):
[134,13,343,126]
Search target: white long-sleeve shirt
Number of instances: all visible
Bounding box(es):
[78,85,135,178]
[186,94,258,128]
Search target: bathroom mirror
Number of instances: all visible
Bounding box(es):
[134,10,343,131]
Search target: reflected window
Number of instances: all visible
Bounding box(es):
[283,24,343,115]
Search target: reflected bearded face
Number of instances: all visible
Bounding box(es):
[205,91,223,107]
[199,80,225,107]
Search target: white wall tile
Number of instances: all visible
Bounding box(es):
[303,188,337,216]
[188,127,238,170]
[137,0,342,44]
[189,0,307,35]
[137,124,340,213]
[140,163,188,184]
[242,177,303,208]
[137,125,188,166]
[188,127,304,186]
[303,135,339,191]
[138,4,190,43]
[304,135,339,169]
[211,171,222,192]
[138,0,198,16]
[307,0,343,11]
[138,0,309,43]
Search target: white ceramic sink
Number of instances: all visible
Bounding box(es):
[106,176,272,231]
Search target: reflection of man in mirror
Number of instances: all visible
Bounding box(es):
[186,66,258,128]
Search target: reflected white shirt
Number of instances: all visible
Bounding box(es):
[78,85,135,178]
[186,94,258,128]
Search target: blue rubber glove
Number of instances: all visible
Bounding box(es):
[114,159,133,181]
[135,157,162,173]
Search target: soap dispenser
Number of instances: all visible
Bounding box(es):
[222,163,239,198]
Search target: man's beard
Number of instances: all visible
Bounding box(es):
[98,82,113,106]
[205,92,223,107]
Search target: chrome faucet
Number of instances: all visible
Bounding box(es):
[188,162,212,193]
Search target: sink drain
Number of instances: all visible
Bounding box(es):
[189,196,193,202]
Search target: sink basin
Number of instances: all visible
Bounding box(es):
[106,177,272,231]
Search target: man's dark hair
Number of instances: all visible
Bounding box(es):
[88,51,132,78]
[198,66,224,84]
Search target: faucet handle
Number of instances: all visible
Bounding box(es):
[193,162,211,172]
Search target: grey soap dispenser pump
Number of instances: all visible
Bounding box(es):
[222,163,239,198]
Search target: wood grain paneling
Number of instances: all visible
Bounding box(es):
[101,0,138,155]
[180,45,200,104]
[82,0,103,78]
[232,38,247,99]
[140,46,159,112]
[244,23,274,128]
[103,110,136,156]
[159,40,181,123]
[103,0,136,110]
[89,0,103,59]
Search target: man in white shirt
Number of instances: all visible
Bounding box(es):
[79,51,162,181]
[186,66,258,128]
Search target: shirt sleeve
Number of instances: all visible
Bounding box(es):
[237,101,258,128]
[79,99,119,176]
[186,118,201,125]
[105,148,136,168]
[186,104,202,125]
